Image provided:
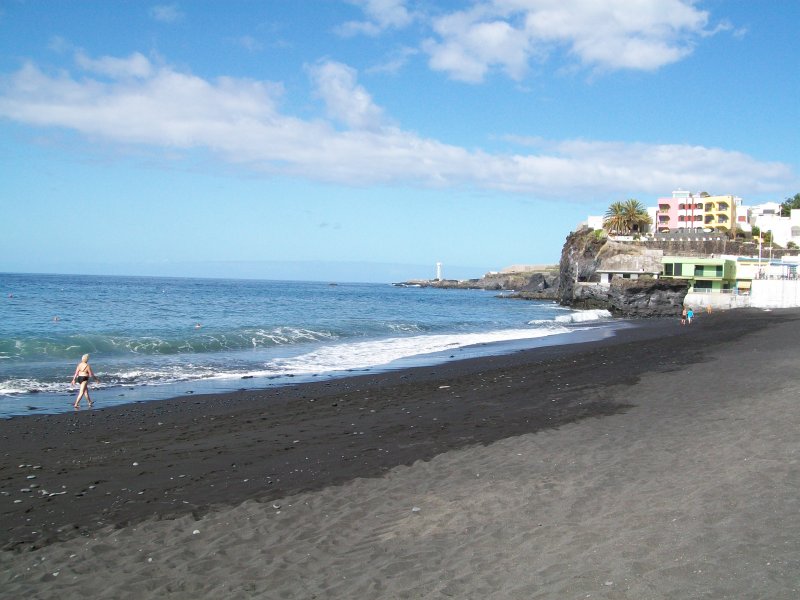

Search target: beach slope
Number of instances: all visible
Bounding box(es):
[1,309,799,598]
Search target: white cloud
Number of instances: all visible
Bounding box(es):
[424,0,714,82]
[74,51,153,79]
[366,46,418,74]
[149,4,184,24]
[308,60,385,130]
[0,53,794,199]
[233,36,264,53]
[0,57,284,148]
[337,0,415,37]
[424,8,532,82]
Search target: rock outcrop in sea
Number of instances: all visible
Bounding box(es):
[396,266,560,299]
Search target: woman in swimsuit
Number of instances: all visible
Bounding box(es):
[71,353,99,408]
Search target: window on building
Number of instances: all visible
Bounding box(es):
[694,280,712,290]
[664,263,673,276]
[716,266,723,276]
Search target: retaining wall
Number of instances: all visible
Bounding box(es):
[686,280,800,310]
[749,280,800,308]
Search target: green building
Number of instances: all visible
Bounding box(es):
[661,256,737,292]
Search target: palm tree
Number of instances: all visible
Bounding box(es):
[621,198,652,234]
[603,201,627,234]
[604,199,651,234]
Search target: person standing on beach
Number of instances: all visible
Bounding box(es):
[681,307,688,325]
[686,308,694,325]
[71,353,99,408]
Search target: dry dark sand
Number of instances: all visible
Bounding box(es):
[1,308,799,598]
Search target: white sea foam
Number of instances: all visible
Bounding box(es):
[528,309,612,326]
[554,309,612,324]
[240,327,574,379]
[1,326,590,398]
[0,379,66,396]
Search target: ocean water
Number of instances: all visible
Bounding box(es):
[0,273,620,418]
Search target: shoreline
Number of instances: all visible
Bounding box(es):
[0,315,623,420]
[2,307,800,597]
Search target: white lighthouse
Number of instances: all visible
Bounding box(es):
[435,261,443,281]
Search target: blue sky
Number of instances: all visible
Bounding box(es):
[1,0,798,282]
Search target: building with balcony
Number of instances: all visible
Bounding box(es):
[661,256,737,292]
[655,190,741,234]
[655,190,702,233]
[702,194,738,232]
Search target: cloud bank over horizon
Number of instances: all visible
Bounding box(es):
[0,1,794,201]
[0,49,793,200]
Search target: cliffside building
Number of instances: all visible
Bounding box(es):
[595,268,661,284]
[655,190,742,234]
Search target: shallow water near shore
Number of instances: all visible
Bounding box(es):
[1,273,620,418]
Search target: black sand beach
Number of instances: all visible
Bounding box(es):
[2,308,799,598]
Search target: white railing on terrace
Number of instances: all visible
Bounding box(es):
[689,288,740,294]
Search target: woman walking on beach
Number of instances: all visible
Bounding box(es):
[71,354,99,408]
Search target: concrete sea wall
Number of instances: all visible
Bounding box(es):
[686,280,800,310]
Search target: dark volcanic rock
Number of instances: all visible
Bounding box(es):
[609,278,689,316]
[558,228,608,305]
[571,278,689,317]
[398,269,559,299]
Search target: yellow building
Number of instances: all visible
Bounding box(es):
[701,194,737,232]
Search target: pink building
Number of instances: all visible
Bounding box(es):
[656,190,704,232]
[656,190,739,233]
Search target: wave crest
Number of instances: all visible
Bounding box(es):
[554,309,612,324]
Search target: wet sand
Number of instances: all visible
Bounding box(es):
[1,308,799,598]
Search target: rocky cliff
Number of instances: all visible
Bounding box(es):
[558,228,689,316]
